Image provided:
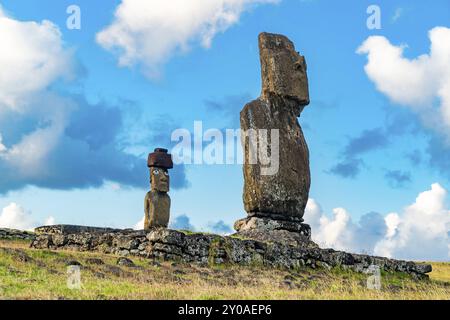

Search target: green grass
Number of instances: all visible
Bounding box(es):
[0,239,449,300]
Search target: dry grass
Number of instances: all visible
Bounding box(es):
[429,262,450,283]
[0,239,449,300]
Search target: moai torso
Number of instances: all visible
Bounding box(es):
[144,190,170,229]
[144,149,173,230]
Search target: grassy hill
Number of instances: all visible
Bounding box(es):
[0,238,449,300]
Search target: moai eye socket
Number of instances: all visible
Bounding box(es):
[163,171,169,176]
[153,169,160,175]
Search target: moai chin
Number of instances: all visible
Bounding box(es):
[144,148,173,230]
[236,32,311,234]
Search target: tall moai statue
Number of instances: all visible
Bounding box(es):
[144,148,173,230]
[235,32,312,237]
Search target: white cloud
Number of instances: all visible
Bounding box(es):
[0,94,73,174]
[0,8,77,177]
[133,216,145,230]
[0,133,6,152]
[305,200,386,254]
[374,183,450,261]
[0,6,72,110]
[44,216,56,226]
[0,6,177,194]
[0,203,56,231]
[0,203,36,231]
[357,27,450,136]
[305,183,450,261]
[110,183,122,191]
[96,0,279,77]
[305,199,353,250]
[384,212,400,238]
[133,214,199,231]
[0,17,63,228]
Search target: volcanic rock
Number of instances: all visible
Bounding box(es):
[240,32,311,223]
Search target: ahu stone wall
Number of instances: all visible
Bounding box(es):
[0,228,35,241]
[30,225,432,279]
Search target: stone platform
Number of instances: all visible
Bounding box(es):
[35,225,123,235]
[0,228,35,241]
[234,216,316,248]
[30,225,432,278]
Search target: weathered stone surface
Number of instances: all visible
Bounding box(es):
[241,33,310,222]
[144,148,173,230]
[117,257,135,267]
[234,216,316,248]
[238,230,316,249]
[147,148,174,170]
[415,264,433,274]
[0,228,35,241]
[85,258,105,265]
[234,216,311,235]
[34,225,123,235]
[30,228,432,278]
[65,260,82,266]
[259,32,310,106]
[144,190,170,229]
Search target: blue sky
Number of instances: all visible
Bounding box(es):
[0,0,449,260]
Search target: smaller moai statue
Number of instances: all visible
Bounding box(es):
[144,148,173,230]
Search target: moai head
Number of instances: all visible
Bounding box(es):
[259,32,310,115]
[147,148,173,193]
